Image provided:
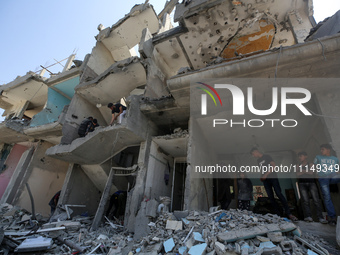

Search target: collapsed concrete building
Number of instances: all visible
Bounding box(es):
[1,0,340,240]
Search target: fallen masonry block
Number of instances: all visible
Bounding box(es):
[188,243,207,255]
[280,240,297,252]
[164,237,175,253]
[55,221,81,231]
[257,246,283,255]
[166,220,182,230]
[267,232,284,243]
[217,223,297,242]
[146,199,158,218]
[215,241,226,255]
[14,236,53,253]
[174,210,189,220]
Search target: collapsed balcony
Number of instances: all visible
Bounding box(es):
[46,96,156,165]
[75,57,146,105]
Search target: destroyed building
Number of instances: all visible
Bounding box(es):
[1,0,340,249]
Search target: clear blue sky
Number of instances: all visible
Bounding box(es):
[0,0,339,118]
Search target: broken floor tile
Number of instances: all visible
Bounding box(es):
[163,237,175,253]
[193,232,205,242]
[188,243,207,255]
[179,246,188,254]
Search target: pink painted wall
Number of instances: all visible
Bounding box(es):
[0,144,28,199]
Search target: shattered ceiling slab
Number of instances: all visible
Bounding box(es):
[75,57,146,105]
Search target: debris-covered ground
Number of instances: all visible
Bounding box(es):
[0,203,338,254]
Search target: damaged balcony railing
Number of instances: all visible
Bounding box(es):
[111,165,138,176]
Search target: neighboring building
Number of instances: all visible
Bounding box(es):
[0,0,340,237]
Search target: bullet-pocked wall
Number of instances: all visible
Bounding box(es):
[13,141,69,217]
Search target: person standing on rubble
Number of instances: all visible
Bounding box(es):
[296,151,326,223]
[251,148,298,222]
[107,102,126,125]
[313,144,340,226]
[237,172,253,211]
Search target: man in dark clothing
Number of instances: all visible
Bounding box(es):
[251,148,298,221]
[296,151,326,223]
[237,172,253,211]
[49,190,61,215]
[86,119,99,135]
[107,103,127,125]
[217,178,233,210]
[106,190,127,219]
[78,117,93,137]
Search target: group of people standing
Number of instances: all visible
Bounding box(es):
[235,144,339,225]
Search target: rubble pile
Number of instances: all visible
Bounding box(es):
[0,203,335,255]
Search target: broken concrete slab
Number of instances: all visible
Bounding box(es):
[217,223,297,242]
[14,236,53,253]
[145,199,158,218]
[166,220,183,230]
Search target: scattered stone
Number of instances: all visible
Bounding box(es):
[267,232,285,243]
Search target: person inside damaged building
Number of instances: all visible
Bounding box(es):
[237,172,253,211]
[49,190,61,215]
[78,116,93,137]
[86,118,99,134]
[296,151,327,224]
[106,190,127,220]
[107,102,126,125]
[217,178,233,210]
[251,148,298,222]
[313,143,340,226]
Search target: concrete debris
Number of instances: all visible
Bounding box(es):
[155,128,189,140]
[0,203,336,254]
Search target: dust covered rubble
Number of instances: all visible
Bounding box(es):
[0,203,334,255]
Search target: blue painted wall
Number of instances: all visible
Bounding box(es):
[53,76,79,98]
[29,88,70,127]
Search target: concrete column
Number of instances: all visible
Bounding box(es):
[91,168,114,231]
[314,89,340,156]
[125,138,152,233]
[58,163,75,206]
